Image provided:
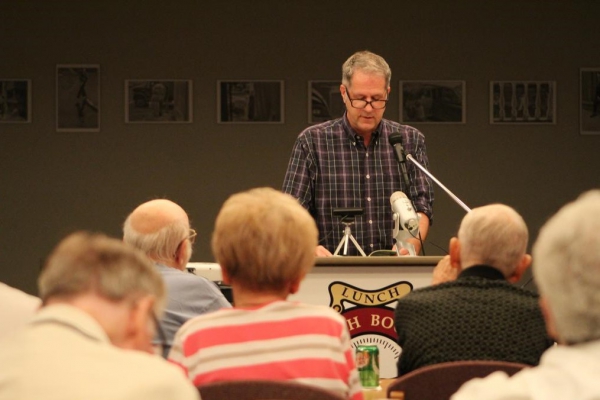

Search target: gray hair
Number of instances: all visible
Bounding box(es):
[39,232,166,313]
[123,216,188,264]
[459,204,529,277]
[342,50,391,88]
[533,190,600,344]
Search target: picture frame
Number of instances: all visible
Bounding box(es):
[0,79,31,123]
[217,80,284,123]
[400,80,466,124]
[125,79,193,123]
[580,68,600,135]
[490,81,556,124]
[56,64,100,132]
[308,80,344,124]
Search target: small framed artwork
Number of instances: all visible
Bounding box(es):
[400,80,466,124]
[490,81,556,124]
[0,79,31,123]
[125,80,193,123]
[218,80,284,123]
[308,80,344,124]
[56,64,100,132]
[580,68,600,135]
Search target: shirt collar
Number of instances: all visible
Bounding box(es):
[31,304,111,344]
[459,265,506,281]
[342,112,381,145]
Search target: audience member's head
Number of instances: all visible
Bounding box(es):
[39,231,165,352]
[533,189,600,344]
[211,187,318,296]
[451,204,531,282]
[123,199,196,270]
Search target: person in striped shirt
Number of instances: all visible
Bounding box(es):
[168,187,363,400]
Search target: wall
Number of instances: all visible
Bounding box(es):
[1,0,599,294]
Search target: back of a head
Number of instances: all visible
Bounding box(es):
[123,199,190,264]
[533,190,600,344]
[211,187,318,292]
[458,204,529,276]
[342,50,391,88]
[39,231,166,313]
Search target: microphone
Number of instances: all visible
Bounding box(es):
[388,133,411,189]
[390,191,419,233]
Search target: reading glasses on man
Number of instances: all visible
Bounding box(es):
[187,228,197,244]
[344,86,388,109]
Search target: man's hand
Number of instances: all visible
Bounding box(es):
[432,255,459,285]
[315,245,333,257]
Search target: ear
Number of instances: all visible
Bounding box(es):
[539,296,560,342]
[174,241,188,269]
[125,296,155,353]
[508,254,532,283]
[221,267,231,285]
[448,237,461,270]
[288,275,305,295]
[387,86,391,95]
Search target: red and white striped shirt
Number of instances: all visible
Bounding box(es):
[168,300,363,400]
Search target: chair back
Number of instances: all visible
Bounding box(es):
[386,360,529,400]
[198,379,346,400]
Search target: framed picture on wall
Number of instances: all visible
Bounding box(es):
[580,68,600,135]
[56,64,100,132]
[0,79,31,123]
[308,80,344,124]
[217,80,284,123]
[490,81,556,124]
[400,80,466,124]
[125,79,193,123]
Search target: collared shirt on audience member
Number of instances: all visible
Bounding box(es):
[0,232,199,400]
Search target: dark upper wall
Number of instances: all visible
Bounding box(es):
[1,0,598,294]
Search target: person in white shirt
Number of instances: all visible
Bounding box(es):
[0,281,41,340]
[452,189,600,400]
[0,232,199,400]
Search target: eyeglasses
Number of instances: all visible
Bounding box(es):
[174,228,197,256]
[344,85,388,109]
[187,228,197,244]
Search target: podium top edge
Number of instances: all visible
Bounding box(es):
[315,255,443,267]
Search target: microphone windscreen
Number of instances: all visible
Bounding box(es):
[388,132,403,146]
[390,191,408,205]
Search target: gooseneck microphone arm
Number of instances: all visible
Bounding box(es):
[406,154,472,213]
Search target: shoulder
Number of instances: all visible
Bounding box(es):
[297,118,345,140]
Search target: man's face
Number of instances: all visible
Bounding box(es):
[341,70,389,137]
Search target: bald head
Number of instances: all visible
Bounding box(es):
[127,199,189,235]
[457,204,529,277]
[123,199,192,269]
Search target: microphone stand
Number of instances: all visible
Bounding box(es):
[406,154,471,213]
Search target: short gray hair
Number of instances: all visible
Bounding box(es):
[342,50,391,88]
[533,190,600,344]
[123,216,188,264]
[459,204,529,277]
[39,232,165,313]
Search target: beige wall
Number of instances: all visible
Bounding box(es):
[1,0,599,294]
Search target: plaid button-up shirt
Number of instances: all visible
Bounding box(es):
[283,115,434,255]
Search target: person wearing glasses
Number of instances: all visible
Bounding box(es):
[123,199,231,357]
[0,232,199,400]
[283,50,434,257]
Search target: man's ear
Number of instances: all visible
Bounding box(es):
[508,254,532,283]
[221,267,231,285]
[449,237,461,270]
[125,296,155,353]
[174,241,188,269]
